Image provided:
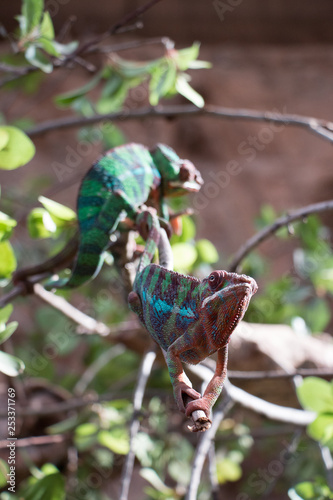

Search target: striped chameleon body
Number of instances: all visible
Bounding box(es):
[128,214,258,420]
[45,143,203,289]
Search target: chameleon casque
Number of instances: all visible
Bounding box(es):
[44,142,203,289]
[128,212,258,420]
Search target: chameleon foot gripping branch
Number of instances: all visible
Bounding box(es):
[43,143,202,290]
[128,209,258,432]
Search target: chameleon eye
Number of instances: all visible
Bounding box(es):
[179,164,190,181]
[208,272,220,289]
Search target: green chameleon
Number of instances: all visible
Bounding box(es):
[44,142,203,289]
[128,212,258,421]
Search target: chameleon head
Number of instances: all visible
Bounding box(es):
[202,270,258,344]
[150,143,203,194]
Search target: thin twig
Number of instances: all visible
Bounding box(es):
[0,434,66,449]
[186,396,234,500]
[33,283,110,336]
[119,348,157,500]
[208,442,220,500]
[229,199,333,272]
[319,445,333,491]
[0,387,167,418]
[26,104,333,144]
[228,367,333,380]
[187,364,315,426]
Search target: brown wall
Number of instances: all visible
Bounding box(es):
[2,0,333,44]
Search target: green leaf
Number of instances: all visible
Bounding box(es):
[175,74,204,108]
[28,208,57,238]
[51,40,78,56]
[40,11,54,40]
[38,38,60,57]
[21,0,43,34]
[0,459,9,488]
[0,126,35,169]
[0,350,25,376]
[25,45,53,73]
[216,457,242,484]
[98,427,130,455]
[140,468,174,495]
[0,322,18,345]
[55,72,102,107]
[110,55,156,79]
[38,196,76,222]
[195,239,219,264]
[173,42,200,71]
[171,215,196,244]
[0,241,17,278]
[0,304,13,324]
[24,471,65,500]
[0,211,17,242]
[289,480,333,500]
[172,243,197,273]
[149,60,177,106]
[297,377,333,413]
[0,129,9,151]
[307,413,333,446]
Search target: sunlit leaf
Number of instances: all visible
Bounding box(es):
[0,241,17,278]
[307,414,333,447]
[40,11,54,40]
[0,211,17,242]
[0,304,13,325]
[149,60,177,105]
[0,322,18,344]
[55,72,102,107]
[21,0,43,34]
[175,74,204,108]
[297,377,333,413]
[28,208,56,238]
[0,126,35,169]
[98,427,129,455]
[25,45,53,73]
[38,196,76,222]
[216,457,242,484]
[140,468,174,495]
[172,243,197,272]
[0,350,25,376]
[195,239,219,264]
[0,129,9,151]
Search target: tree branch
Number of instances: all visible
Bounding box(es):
[186,396,235,500]
[33,283,110,336]
[228,367,333,380]
[229,199,333,272]
[187,363,315,426]
[119,348,157,500]
[26,104,333,144]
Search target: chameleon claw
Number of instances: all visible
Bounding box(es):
[174,383,201,413]
[185,397,211,420]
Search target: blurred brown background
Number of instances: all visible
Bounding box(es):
[1,0,333,276]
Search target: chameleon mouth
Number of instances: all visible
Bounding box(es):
[168,180,202,192]
[221,283,256,335]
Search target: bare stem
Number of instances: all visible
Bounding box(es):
[186,396,234,500]
[229,199,333,272]
[119,348,157,500]
[26,105,333,145]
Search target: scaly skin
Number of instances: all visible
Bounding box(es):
[129,259,258,419]
[45,143,203,290]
